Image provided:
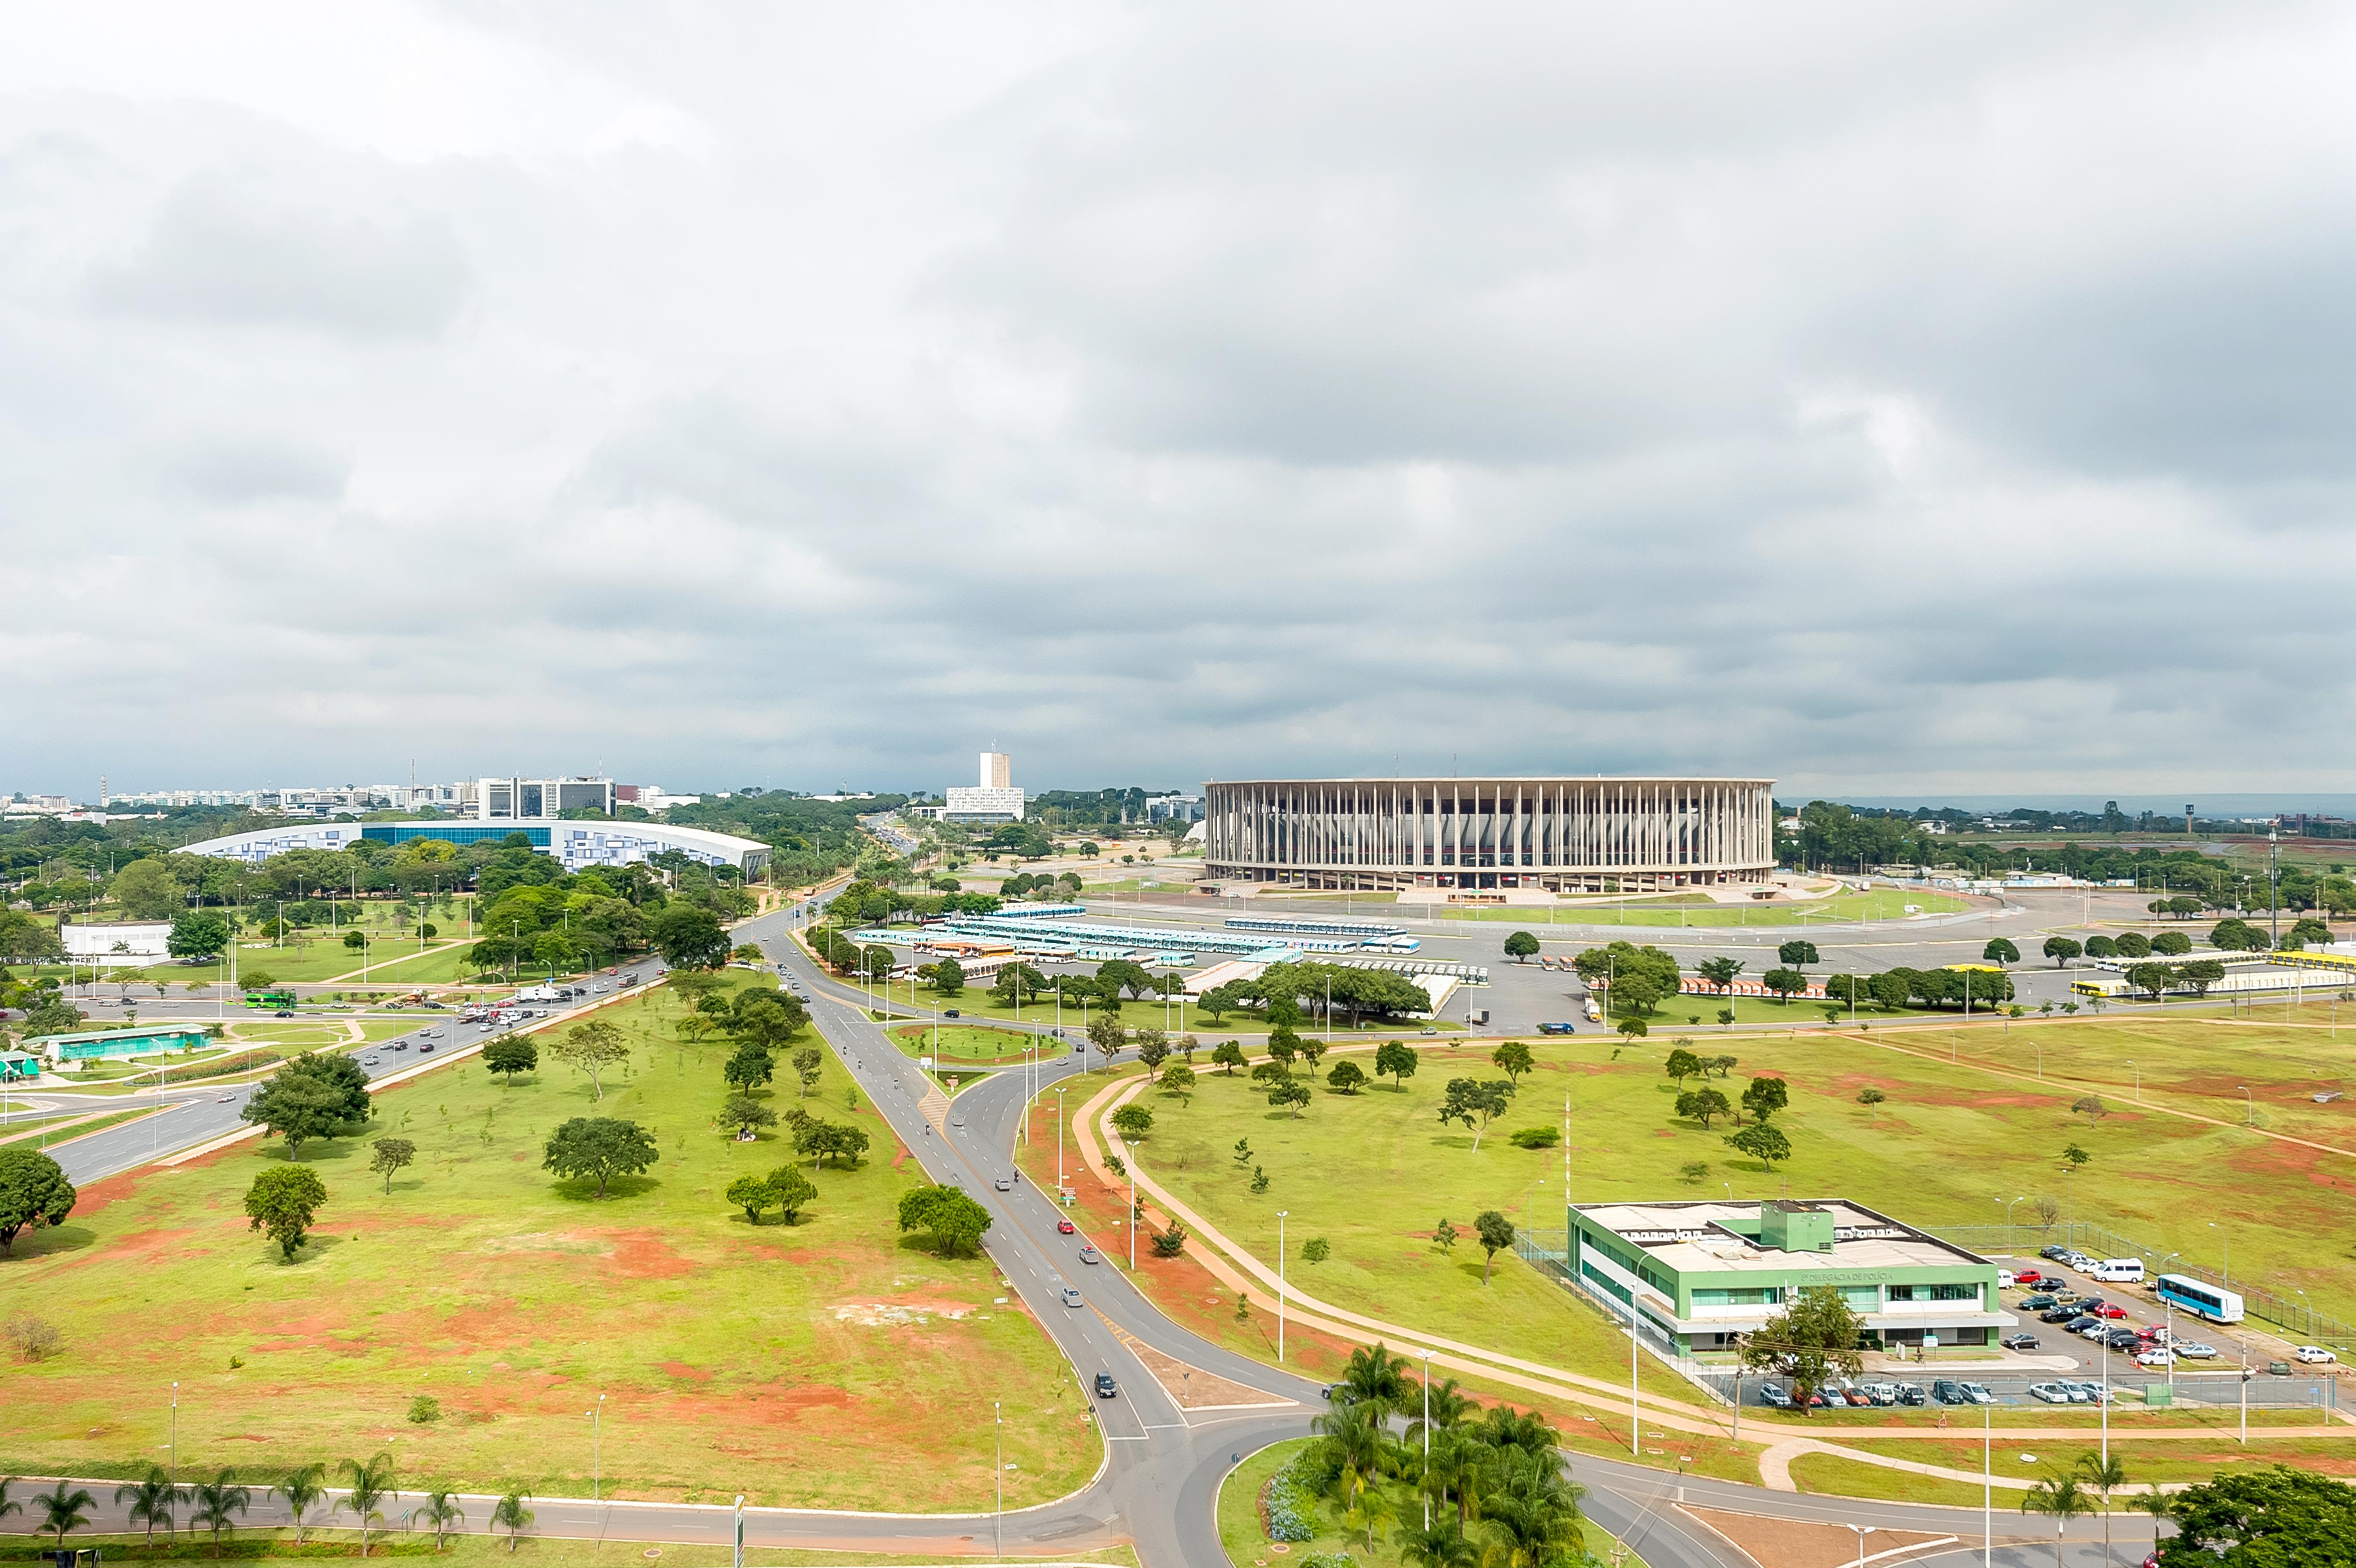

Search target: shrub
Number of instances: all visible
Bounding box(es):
[5,1312,62,1362]
[1508,1126,1561,1149]
[407,1395,442,1424]
[1260,1453,1319,1543]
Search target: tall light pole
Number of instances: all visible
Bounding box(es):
[1418,1348,1435,1529]
[1055,1086,1067,1193]
[993,1401,1003,1560]
[171,1380,179,1482]
[1276,1210,1288,1362]
[2003,1195,2028,1253]
[590,1392,604,1501]
[2238,1085,2252,1127]
[1981,1394,1991,1568]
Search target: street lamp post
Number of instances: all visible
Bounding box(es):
[2238,1085,2253,1126]
[2002,1195,2027,1253]
[1056,1087,1068,1193]
[1276,1210,1288,1362]
[590,1392,605,1501]
[1418,1348,1435,1529]
[994,1401,1003,1560]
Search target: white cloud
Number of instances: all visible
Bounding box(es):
[3,1,2355,798]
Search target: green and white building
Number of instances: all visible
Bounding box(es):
[1568,1198,2013,1353]
[27,1024,213,1067]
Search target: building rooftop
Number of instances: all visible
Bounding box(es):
[1575,1198,1988,1275]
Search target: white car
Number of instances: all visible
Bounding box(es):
[2136,1347,2176,1368]
[2294,1345,2337,1365]
[2028,1382,2074,1403]
[2173,1342,2218,1360]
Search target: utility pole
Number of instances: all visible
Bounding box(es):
[2269,827,2281,949]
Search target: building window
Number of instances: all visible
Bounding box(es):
[1692,1287,1780,1307]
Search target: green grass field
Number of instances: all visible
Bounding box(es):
[0,977,1097,1511]
[0,1533,1141,1568]
[1132,1013,2356,1392]
[1783,1452,1994,1508]
[890,1023,1048,1063]
[1832,1431,2356,1483]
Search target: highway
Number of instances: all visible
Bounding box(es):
[7,887,2158,1566]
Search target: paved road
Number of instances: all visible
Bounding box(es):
[34,963,669,1187]
[4,888,2156,1567]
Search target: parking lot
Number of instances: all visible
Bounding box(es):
[1696,1246,2345,1415]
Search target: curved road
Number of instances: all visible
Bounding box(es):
[13,891,2155,1566]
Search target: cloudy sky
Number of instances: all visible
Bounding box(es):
[6,2,2354,800]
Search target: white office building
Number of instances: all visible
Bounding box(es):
[60,921,174,967]
[944,751,1026,824]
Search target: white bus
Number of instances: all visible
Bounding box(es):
[2155,1273,2244,1325]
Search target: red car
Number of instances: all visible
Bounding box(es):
[2097,1304,2128,1319]
[1057,1219,1076,1235]
[2014,1270,2043,1285]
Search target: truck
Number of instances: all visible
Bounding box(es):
[515,985,561,1003]
[1582,997,1603,1023]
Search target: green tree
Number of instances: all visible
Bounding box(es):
[1159,1063,1197,1102]
[2125,961,2178,1001]
[110,859,185,920]
[2075,1450,2129,1566]
[1211,1040,1246,1075]
[2116,931,2152,959]
[897,1184,992,1256]
[0,1146,77,1255]
[1265,1024,1300,1070]
[1695,956,1744,994]
[1134,1030,1170,1073]
[721,1093,777,1136]
[2084,935,2119,958]
[652,904,730,969]
[1503,931,1539,963]
[1490,1040,1534,1086]
[2041,936,2083,966]
[367,1137,416,1196]
[274,1465,327,1546]
[723,1042,775,1092]
[1983,937,2020,966]
[1268,1078,1311,1118]
[1196,981,1249,1022]
[1777,940,1819,969]
[2158,1462,2356,1566]
[1663,1046,1703,1085]
[1741,1076,1789,1124]
[2063,1142,2092,1169]
[1438,1078,1513,1151]
[167,910,231,961]
[187,1470,251,1545]
[1301,1237,1331,1264]
[240,1054,373,1151]
[2019,1471,2097,1568]
[1617,1016,1648,1042]
[1761,967,1808,1005]
[2151,930,2192,956]
[764,1164,818,1222]
[491,1492,534,1553]
[1675,1087,1732,1129]
[726,1174,775,1222]
[2179,958,2226,997]
[548,1019,631,1100]
[344,930,369,953]
[33,1485,94,1550]
[244,1165,330,1258]
[1374,1040,1418,1088]
[334,1453,397,1557]
[1739,1285,1863,1415]
[927,956,967,996]
[482,1036,538,1082]
[1326,1060,1366,1095]
[115,1467,185,1546]
[1473,1210,1515,1284]
[1111,1104,1154,1142]
[413,1490,466,1552]
[542,1117,659,1198]
[1725,1122,1791,1170]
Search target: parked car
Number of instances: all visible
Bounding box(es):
[1841,1386,1874,1407]
[1931,1380,1966,1405]
[1757,1383,1793,1409]
[2040,1246,2070,1262]
[2028,1382,2075,1404]
[2063,1252,2094,1270]
[1894,1383,1927,1406]
[1093,1373,1118,1398]
[2063,1382,2112,1404]
[2136,1348,2176,1368]
[2104,1330,2143,1351]
[2000,1333,2042,1351]
[2077,1322,2114,1342]
[2173,1342,2218,1360]
[2040,1307,2082,1324]
[2013,1269,2044,1285]
[2021,1294,2059,1311]
[2294,1346,2338,1364]
[1959,1383,1996,1405]
[2095,1303,2128,1319]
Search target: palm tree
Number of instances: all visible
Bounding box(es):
[1419,1428,1487,1531]
[278,1464,328,1546]
[412,1491,466,1551]
[1342,1471,1399,1554]
[115,1466,185,1545]
[2020,1471,2098,1568]
[2130,1488,2176,1545]
[0,1480,22,1528]
[33,1485,94,1550]
[2075,1450,2130,1564]
[1398,1520,1479,1568]
[1334,1341,1413,1414]
[188,1469,252,1545]
[491,1492,534,1553]
[1407,1376,1476,1446]
[1313,1399,1392,1482]
[337,1453,397,1557]
[1472,1404,1558,1458]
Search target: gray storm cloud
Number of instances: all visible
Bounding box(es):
[1,1,2352,796]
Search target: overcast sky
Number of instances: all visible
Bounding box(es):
[7,3,2354,801]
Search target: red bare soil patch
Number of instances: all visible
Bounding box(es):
[66,1168,149,1221]
[659,1361,713,1382]
[594,1229,697,1278]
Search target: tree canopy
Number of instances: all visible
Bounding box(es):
[542,1117,659,1197]
[0,1146,76,1254]
[244,1165,329,1258]
[897,1184,992,1256]
[240,1054,373,1151]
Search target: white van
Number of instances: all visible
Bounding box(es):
[2088,1258,2145,1284]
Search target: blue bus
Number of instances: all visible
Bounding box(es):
[2156,1273,2243,1325]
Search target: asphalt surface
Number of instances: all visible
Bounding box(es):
[5,887,2167,1566]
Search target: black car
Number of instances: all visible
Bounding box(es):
[943,1009,960,1018]
[2041,1245,2071,1262]
[2104,1329,2142,1350]
[2064,1316,2103,1334]
[2001,1333,2042,1351]
[1931,1379,1966,1405]
[2020,1294,2059,1311]
[1094,1373,1118,1399]
[2040,1307,2081,1323]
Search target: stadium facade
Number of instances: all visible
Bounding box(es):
[183,819,771,876]
[1201,776,1775,892]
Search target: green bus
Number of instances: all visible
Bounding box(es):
[244,990,297,1009]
